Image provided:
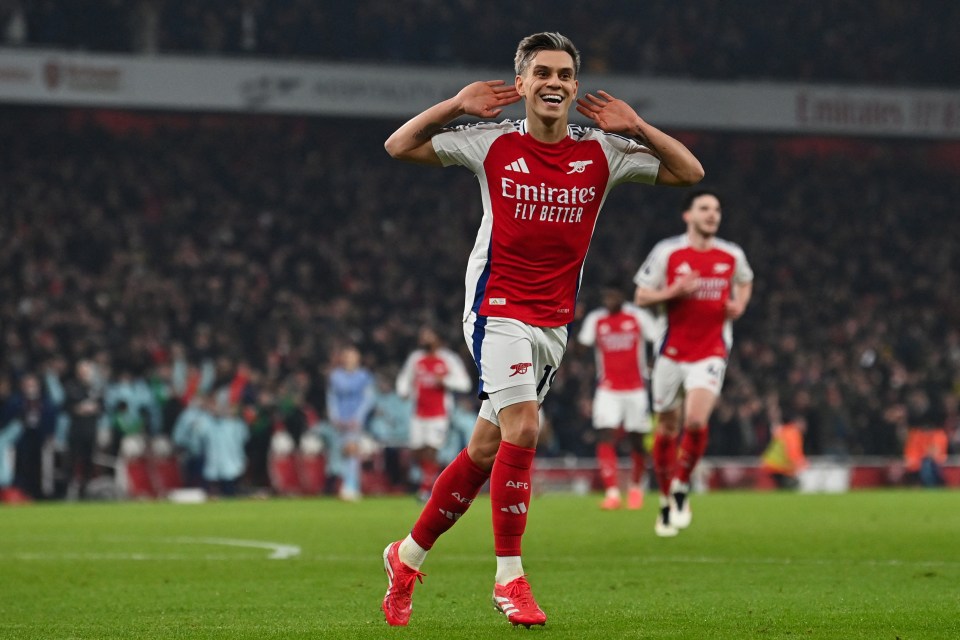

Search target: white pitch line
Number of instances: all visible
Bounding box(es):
[168,536,301,559]
[7,552,237,561]
[2,537,301,562]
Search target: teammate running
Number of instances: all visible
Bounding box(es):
[396,326,472,501]
[633,190,753,536]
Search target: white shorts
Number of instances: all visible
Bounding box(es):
[409,416,449,450]
[651,355,727,413]
[592,388,651,433]
[464,313,567,427]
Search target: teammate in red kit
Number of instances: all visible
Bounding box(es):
[633,190,753,537]
[578,283,662,511]
[396,326,472,501]
[380,32,703,627]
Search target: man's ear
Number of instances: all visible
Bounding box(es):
[515,75,525,99]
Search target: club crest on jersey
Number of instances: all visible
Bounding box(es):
[713,263,731,274]
[566,160,593,174]
[509,362,533,376]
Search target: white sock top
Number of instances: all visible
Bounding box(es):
[398,535,428,570]
[495,555,525,585]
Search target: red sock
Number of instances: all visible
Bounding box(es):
[490,441,536,557]
[418,459,440,495]
[410,448,489,550]
[675,428,708,484]
[596,442,619,490]
[652,432,678,497]
[630,450,645,486]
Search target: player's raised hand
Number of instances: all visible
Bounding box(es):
[670,271,701,298]
[576,90,643,135]
[456,80,521,118]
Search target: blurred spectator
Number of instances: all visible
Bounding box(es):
[902,386,949,487]
[196,395,249,496]
[63,359,107,499]
[1,105,960,500]
[3,373,58,499]
[6,1,958,87]
[761,412,809,490]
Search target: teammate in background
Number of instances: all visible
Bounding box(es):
[634,190,753,537]
[396,326,472,501]
[380,31,703,627]
[577,283,661,510]
[326,345,375,502]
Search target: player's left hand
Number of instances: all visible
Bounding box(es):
[576,91,643,136]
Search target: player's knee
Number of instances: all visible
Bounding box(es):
[466,441,497,471]
[503,421,539,448]
[684,417,708,431]
[496,401,540,448]
[656,412,681,436]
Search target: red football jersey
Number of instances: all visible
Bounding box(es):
[634,235,753,361]
[433,120,660,327]
[578,304,660,390]
[396,348,471,418]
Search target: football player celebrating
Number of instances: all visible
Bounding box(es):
[380,31,703,627]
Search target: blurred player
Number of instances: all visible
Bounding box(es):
[578,283,662,511]
[396,326,472,501]
[633,190,753,536]
[380,31,703,627]
[326,345,375,502]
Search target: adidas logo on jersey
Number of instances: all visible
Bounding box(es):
[500,502,528,514]
[504,157,530,173]
[675,262,692,275]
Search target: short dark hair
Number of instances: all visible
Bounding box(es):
[682,189,721,212]
[514,32,581,78]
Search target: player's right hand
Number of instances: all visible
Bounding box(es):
[456,81,521,118]
[671,271,700,297]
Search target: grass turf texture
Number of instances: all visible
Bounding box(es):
[0,490,957,639]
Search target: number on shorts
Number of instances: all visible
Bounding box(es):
[536,365,560,396]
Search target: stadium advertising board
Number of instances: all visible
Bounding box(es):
[0,48,958,138]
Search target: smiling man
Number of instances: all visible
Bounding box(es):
[380,32,703,628]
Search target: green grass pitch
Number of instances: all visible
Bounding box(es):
[1,490,958,639]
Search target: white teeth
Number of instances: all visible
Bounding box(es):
[541,95,563,104]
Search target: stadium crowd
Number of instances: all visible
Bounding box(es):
[1,105,959,501]
[2,0,958,87]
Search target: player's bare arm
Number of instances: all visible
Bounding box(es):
[384,80,521,165]
[575,90,704,186]
[634,272,700,307]
[725,281,753,320]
